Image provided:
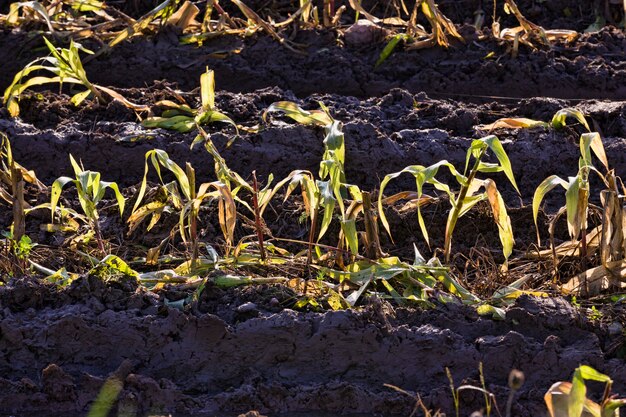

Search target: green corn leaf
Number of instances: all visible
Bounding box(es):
[50,176,75,223]
[86,377,123,417]
[577,365,611,383]
[72,0,104,12]
[568,368,588,417]
[532,175,568,245]
[317,180,336,241]
[477,304,506,320]
[565,174,585,239]
[378,161,461,243]
[470,135,519,194]
[602,399,626,417]
[375,33,410,68]
[580,132,608,171]
[263,101,333,126]
[552,108,591,131]
[143,115,193,129]
[71,89,92,106]
[341,218,359,255]
[91,255,139,279]
[104,181,125,216]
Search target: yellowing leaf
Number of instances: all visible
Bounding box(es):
[263,101,333,126]
[551,108,591,131]
[476,117,549,131]
[483,179,514,260]
[200,67,215,110]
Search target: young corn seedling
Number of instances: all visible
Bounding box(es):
[264,101,365,266]
[0,133,45,275]
[129,149,236,270]
[532,129,626,295]
[50,155,125,255]
[192,127,280,263]
[3,37,147,117]
[544,365,626,417]
[378,135,519,264]
[532,132,608,248]
[142,68,237,136]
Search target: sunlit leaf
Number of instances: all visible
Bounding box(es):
[551,108,591,131]
[263,101,333,126]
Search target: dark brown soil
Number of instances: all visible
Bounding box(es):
[1,278,625,416]
[1,4,626,416]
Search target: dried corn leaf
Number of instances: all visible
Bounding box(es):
[483,179,514,260]
[545,29,578,42]
[167,0,200,30]
[562,260,626,296]
[527,225,602,259]
[503,0,548,46]
[476,118,549,132]
[286,278,334,296]
[347,0,406,25]
[96,85,150,113]
[544,381,602,417]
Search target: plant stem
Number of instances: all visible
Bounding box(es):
[307,205,319,265]
[363,191,382,259]
[10,163,25,244]
[252,171,266,262]
[93,220,106,256]
[11,162,26,273]
[186,163,199,267]
[444,147,486,264]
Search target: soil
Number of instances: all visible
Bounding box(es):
[1,3,626,417]
[1,279,625,417]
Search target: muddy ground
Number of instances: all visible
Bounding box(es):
[1,3,626,416]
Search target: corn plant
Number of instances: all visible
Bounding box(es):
[378,135,519,264]
[0,133,45,275]
[50,155,125,254]
[532,132,609,247]
[264,102,365,264]
[3,37,146,117]
[192,127,280,262]
[544,365,626,417]
[142,68,237,135]
[532,130,626,295]
[129,149,236,268]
